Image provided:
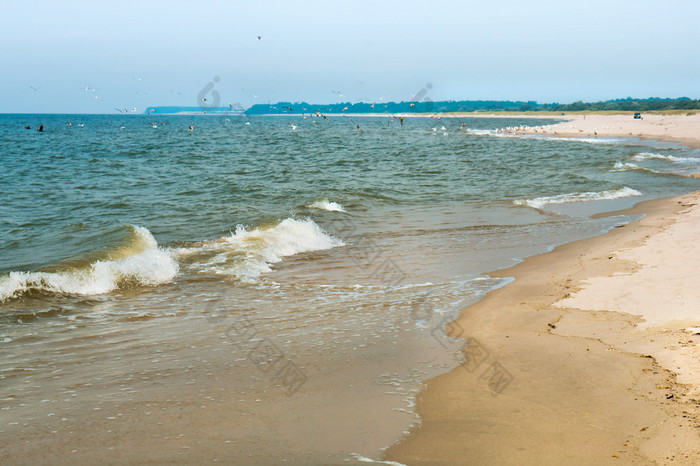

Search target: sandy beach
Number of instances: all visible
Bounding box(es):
[385,114,700,464]
[503,112,700,148]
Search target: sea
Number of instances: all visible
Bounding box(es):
[1,113,699,464]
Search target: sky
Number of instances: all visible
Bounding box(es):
[3,0,699,114]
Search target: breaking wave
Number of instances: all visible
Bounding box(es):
[174,218,344,281]
[0,226,178,302]
[514,187,642,210]
[307,199,347,212]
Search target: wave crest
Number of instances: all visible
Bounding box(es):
[175,218,344,281]
[307,199,347,212]
[0,226,178,302]
[630,152,700,163]
[514,187,642,209]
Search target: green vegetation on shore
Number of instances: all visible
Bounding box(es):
[244,97,700,115]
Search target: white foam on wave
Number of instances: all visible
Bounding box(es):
[612,161,664,174]
[630,152,700,163]
[0,226,178,302]
[465,129,621,145]
[349,453,406,466]
[514,187,642,210]
[175,218,344,281]
[307,199,347,212]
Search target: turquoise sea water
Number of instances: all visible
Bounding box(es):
[1,113,699,463]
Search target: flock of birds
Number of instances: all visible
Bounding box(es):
[23,116,475,136]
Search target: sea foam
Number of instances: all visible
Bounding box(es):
[307,199,347,212]
[0,226,178,302]
[630,152,700,163]
[175,218,344,281]
[514,187,642,210]
[612,162,664,174]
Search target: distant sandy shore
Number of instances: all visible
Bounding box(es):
[385,116,700,464]
[502,112,700,148]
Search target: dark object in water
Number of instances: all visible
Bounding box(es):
[24,125,30,129]
[38,125,44,132]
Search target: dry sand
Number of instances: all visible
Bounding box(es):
[506,112,700,148]
[385,114,700,465]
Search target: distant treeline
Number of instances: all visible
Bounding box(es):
[244,97,700,115]
[244,100,540,114]
[543,97,700,112]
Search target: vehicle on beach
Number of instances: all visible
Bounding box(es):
[634,112,642,119]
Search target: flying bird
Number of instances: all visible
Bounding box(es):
[257,35,262,40]
[283,106,294,112]
[29,86,41,91]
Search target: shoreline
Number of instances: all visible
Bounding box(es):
[385,191,700,465]
[501,112,700,149]
[385,121,700,464]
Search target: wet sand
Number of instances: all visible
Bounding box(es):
[386,166,700,462]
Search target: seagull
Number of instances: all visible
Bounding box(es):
[343,115,361,131]
[245,122,251,126]
[114,108,128,113]
[29,86,41,91]
[188,125,195,131]
[257,35,262,40]
[341,106,349,112]
[148,109,155,114]
[289,122,297,130]
[66,122,72,126]
[283,106,294,112]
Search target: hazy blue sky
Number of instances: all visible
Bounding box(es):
[3,0,699,113]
